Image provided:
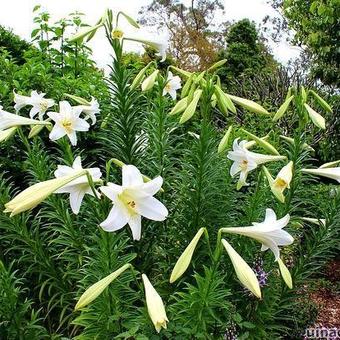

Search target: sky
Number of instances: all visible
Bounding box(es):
[0,0,301,70]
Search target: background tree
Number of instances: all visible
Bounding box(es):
[139,0,228,71]
[267,0,340,87]
[217,19,278,82]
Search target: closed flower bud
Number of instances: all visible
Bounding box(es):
[218,125,233,153]
[4,170,87,216]
[221,239,261,298]
[272,95,294,122]
[304,103,326,129]
[229,95,270,115]
[130,62,153,90]
[75,264,131,310]
[241,128,280,155]
[277,258,293,289]
[300,86,307,103]
[208,59,227,71]
[0,127,17,142]
[141,70,159,92]
[169,97,188,116]
[309,90,332,113]
[170,228,205,283]
[142,274,168,333]
[214,85,236,114]
[179,89,202,124]
[68,23,103,43]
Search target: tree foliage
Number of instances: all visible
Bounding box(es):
[282,0,340,86]
[218,19,278,82]
[139,0,227,71]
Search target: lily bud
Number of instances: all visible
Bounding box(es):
[244,133,270,149]
[4,170,87,216]
[28,124,46,138]
[211,93,217,108]
[241,128,280,155]
[169,66,192,78]
[279,135,314,152]
[208,59,227,71]
[169,97,188,116]
[142,274,169,333]
[277,258,293,289]
[214,85,236,114]
[141,70,159,91]
[300,86,307,103]
[319,160,340,169]
[304,103,326,129]
[272,95,294,122]
[229,95,270,115]
[221,239,261,298]
[218,125,233,153]
[170,228,205,283]
[301,217,326,226]
[75,264,131,310]
[309,90,332,113]
[0,127,17,142]
[179,89,202,124]
[64,94,91,106]
[181,74,194,98]
[130,62,153,90]
[68,23,103,43]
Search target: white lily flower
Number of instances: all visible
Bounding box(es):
[124,34,168,61]
[263,161,293,203]
[47,101,90,146]
[0,106,50,131]
[54,156,102,214]
[301,167,340,183]
[163,71,181,100]
[99,165,168,240]
[221,208,293,261]
[142,274,169,333]
[76,97,100,125]
[14,90,55,120]
[227,138,286,189]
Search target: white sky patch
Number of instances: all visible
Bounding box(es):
[0,0,301,70]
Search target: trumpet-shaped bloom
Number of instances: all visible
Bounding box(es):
[0,106,51,130]
[14,90,55,120]
[124,34,168,61]
[163,71,181,100]
[227,138,286,189]
[302,167,340,183]
[76,97,100,125]
[47,101,90,146]
[142,274,168,333]
[221,239,261,298]
[54,156,102,214]
[263,161,293,203]
[4,170,87,216]
[221,208,293,261]
[99,165,168,240]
